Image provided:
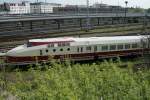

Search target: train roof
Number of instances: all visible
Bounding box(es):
[27,35,150,47]
[29,35,143,43]
[29,37,75,43]
[73,36,141,42]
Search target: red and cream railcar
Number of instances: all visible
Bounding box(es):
[5,35,150,65]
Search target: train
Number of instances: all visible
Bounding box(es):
[1,35,150,65]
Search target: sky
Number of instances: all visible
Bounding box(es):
[0,0,150,9]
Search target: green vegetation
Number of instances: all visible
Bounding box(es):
[0,60,150,100]
[128,7,145,13]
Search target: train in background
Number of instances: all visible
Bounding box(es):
[2,35,150,65]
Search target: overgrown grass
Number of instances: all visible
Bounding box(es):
[0,59,150,100]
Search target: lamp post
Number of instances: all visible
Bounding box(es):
[124,1,128,24]
[44,0,46,14]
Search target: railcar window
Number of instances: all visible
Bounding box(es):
[53,49,56,52]
[40,50,42,56]
[48,44,54,48]
[58,43,61,47]
[117,44,123,50]
[125,44,130,49]
[58,43,70,47]
[62,43,66,46]
[27,42,32,47]
[77,47,83,52]
[77,48,79,52]
[94,46,97,51]
[81,47,83,52]
[46,49,48,53]
[110,45,116,50]
[60,48,63,51]
[132,43,138,48]
[67,48,70,51]
[86,46,91,51]
[102,45,108,51]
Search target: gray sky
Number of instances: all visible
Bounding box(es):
[0,0,150,8]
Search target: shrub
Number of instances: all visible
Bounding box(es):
[0,60,150,100]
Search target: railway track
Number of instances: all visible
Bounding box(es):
[0,23,149,53]
[0,23,148,41]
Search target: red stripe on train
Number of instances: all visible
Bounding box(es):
[30,41,74,46]
[6,49,143,63]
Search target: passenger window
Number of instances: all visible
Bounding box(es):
[77,47,79,52]
[125,44,130,49]
[53,49,56,52]
[27,42,32,47]
[45,49,48,53]
[67,48,70,51]
[60,48,63,51]
[65,43,70,46]
[94,46,97,51]
[132,43,138,48]
[81,47,83,52]
[58,43,62,47]
[58,42,70,47]
[86,46,91,51]
[40,50,42,55]
[48,44,54,48]
[77,47,83,52]
[117,44,123,50]
[110,45,116,50]
[102,45,108,51]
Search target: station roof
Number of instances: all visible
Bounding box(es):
[0,13,149,23]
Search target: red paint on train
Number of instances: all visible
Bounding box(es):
[30,41,74,46]
[6,49,142,63]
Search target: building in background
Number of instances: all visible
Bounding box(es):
[30,2,61,13]
[0,2,126,14]
[0,1,30,14]
[92,3,109,8]
[0,3,9,14]
[53,3,125,14]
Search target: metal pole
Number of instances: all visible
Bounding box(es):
[86,0,90,31]
[44,0,46,14]
[116,0,119,17]
[124,1,128,24]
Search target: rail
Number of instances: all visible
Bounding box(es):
[0,23,148,41]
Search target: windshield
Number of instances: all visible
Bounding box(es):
[27,41,32,47]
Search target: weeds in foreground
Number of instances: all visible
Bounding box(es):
[0,60,150,100]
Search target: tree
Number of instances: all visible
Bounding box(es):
[128,7,145,13]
